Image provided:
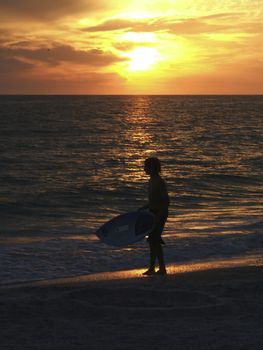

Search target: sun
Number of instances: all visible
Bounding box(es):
[126,47,159,72]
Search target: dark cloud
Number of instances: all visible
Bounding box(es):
[0,0,109,21]
[82,14,233,35]
[0,28,9,36]
[0,72,126,94]
[0,57,33,74]
[0,44,125,67]
[0,29,11,43]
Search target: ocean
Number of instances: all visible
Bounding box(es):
[0,95,262,284]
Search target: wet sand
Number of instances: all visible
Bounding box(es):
[1,260,263,350]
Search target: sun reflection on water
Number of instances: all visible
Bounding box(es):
[117,96,163,185]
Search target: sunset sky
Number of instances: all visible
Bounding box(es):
[0,0,262,94]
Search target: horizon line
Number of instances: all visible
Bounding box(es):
[1,93,263,96]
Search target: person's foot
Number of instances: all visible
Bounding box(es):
[142,268,156,276]
[156,269,167,276]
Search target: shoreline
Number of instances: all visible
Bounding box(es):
[1,258,263,349]
[1,254,262,290]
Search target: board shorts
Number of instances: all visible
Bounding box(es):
[147,209,168,245]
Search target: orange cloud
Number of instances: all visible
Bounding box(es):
[82,15,233,34]
[0,0,262,94]
[0,45,125,69]
[0,0,110,20]
[0,57,33,73]
[0,70,126,94]
[166,59,263,94]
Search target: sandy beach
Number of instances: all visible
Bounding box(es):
[1,259,263,350]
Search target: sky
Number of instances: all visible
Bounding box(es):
[0,0,262,94]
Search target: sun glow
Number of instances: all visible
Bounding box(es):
[1,1,261,94]
[126,47,159,71]
[122,32,156,43]
[118,11,154,20]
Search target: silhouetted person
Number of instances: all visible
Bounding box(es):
[140,157,170,275]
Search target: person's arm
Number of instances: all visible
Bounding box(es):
[156,179,169,217]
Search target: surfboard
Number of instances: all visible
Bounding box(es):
[96,211,155,247]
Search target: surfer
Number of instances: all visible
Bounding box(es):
[140,157,170,276]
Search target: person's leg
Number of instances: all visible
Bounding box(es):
[155,215,167,274]
[156,243,167,274]
[149,240,157,270]
[143,240,156,275]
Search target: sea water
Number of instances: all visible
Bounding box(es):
[0,95,262,284]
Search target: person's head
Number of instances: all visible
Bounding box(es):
[144,157,161,176]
